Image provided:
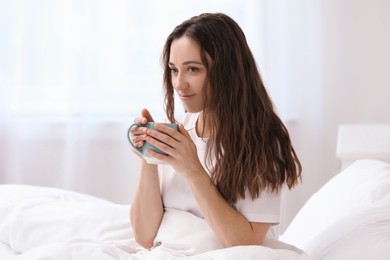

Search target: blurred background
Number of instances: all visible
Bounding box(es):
[1,0,389,232]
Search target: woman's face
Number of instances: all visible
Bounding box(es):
[169,36,208,113]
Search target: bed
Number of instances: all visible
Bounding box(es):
[1,124,389,259]
[0,184,309,260]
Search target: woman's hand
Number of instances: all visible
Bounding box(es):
[144,123,203,177]
[129,108,154,149]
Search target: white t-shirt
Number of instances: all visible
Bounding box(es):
[158,112,281,239]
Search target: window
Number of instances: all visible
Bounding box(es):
[0,0,266,120]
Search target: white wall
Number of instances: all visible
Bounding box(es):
[278,0,390,231]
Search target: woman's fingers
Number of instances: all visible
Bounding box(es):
[128,109,155,154]
[147,135,174,154]
[129,123,148,148]
[132,135,147,148]
[144,125,179,154]
[145,125,200,176]
[133,117,147,125]
[153,123,181,142]
[141,108,154,122]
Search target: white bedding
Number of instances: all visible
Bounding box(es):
[0,184,310,259]
[3,159,389,259]
[0,240,18,258]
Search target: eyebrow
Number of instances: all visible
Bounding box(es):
[168,61,203,66]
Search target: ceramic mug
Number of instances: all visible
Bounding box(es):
[127,122,178,164]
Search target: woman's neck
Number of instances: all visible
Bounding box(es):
[196,111,211,138]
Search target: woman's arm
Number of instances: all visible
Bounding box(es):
[144,123,271,247]
[130,161,163,249]
[129,108,164,249]
[187,168,271,247]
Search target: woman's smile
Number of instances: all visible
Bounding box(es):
[179,93,196,100]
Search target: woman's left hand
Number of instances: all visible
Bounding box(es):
[144,123,202,177]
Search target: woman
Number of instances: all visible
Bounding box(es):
[129,13,302,250]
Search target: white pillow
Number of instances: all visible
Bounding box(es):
[305,196,390,260]
[280,160,390,253]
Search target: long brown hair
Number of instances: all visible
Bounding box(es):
[162,13,302,206]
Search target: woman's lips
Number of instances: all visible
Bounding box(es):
[179,94,195,100]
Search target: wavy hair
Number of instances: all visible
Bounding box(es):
[162,13,302,206]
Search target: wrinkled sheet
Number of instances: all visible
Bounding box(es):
[0,184,311,259]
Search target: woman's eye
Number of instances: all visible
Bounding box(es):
[169,67,178,73]
[188,67,199,73]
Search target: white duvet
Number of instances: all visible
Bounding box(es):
[0,184,310,260]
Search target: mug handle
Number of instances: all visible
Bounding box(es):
[127,123,143,152]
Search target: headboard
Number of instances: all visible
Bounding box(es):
[336,124,390,170]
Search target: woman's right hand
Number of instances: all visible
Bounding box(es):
[129,108,155,149]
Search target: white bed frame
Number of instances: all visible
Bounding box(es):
[336,124,390,169]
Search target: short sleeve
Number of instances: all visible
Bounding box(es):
[235,189,281,224]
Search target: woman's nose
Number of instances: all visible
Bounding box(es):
[173,73,188,90]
